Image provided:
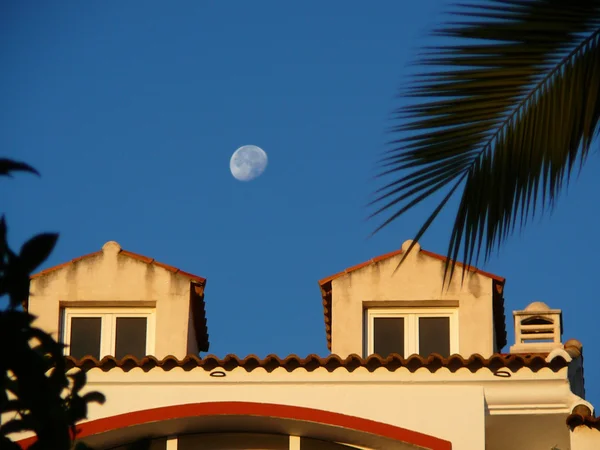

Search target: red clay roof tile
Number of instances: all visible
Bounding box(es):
[65,352,567,374]
[566,413,600,430]
[318,247,503,287]
[30,247,205,284]
[152,260,180,273]
[119,250,154,265]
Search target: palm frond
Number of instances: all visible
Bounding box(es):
[372,0,600,283]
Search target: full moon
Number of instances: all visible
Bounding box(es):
[230,145,268,181]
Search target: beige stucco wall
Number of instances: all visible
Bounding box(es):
[7,353,594,450]
[20,364,582,450]
[330,241,496,358]
[9,361,591,450]
[76,368,490,450]
[28,241,195,359]
[571,426,600,450]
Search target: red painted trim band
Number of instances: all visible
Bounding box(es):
[18,401,451,449]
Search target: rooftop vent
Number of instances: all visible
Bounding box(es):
[509,302,562,354]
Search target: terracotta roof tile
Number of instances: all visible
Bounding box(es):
[154,261,181,273]
[566,413,600,430]
[179,269,202,280]
[190,282,209,353]
[65,352,568,374]
[30,246,206,284]
[119,250,154,265]
[71,253,99,264]
[318,246,506,351]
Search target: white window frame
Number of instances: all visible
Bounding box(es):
[365,307,459,357]
[62,307,156,357]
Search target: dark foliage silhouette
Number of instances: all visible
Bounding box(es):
[0,159,149,450]
[372,0,600,282]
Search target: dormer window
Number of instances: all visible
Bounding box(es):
[365,308,458,358]
[62,307,155,359]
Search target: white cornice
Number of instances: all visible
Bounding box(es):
[484,379,586,415]
[81,364,587,416]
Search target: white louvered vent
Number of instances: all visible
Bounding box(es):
[509,302,562,354]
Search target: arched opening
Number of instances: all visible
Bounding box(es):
[18,402,451,450]
[110,433,365,450]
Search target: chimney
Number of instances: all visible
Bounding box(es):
[509,302,562,354]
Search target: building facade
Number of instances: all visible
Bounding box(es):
[11,239,600,449]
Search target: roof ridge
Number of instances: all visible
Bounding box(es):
[30,243,205,284]
[319,246,504,286]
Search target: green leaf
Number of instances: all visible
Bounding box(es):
[0,399,22,413]
[0,435,22,450]
[68,396,88,423]
[82,391,106,406]
[70,370,87,395]
[3,377,20,398]
[19,233,59,274]
[0,159,39,177]
[0,417,34,435]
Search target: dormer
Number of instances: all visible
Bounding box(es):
[509,301,563,354]
[318,240,506,358]
[26,241,209,360]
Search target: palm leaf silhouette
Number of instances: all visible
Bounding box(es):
[371,0,600,283]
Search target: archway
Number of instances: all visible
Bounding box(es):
[18,402,451,450]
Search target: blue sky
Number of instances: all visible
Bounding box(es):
[2,0,599,408]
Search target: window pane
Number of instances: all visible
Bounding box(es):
[69,317,101,359]
[373,317,404,357]
[115,317,147,359]
[419,317,450,357]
